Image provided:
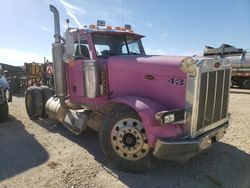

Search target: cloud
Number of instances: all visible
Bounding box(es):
[58,0,133,28]
[0,48,50,66]
[66,11,83,28]
[39,26,53,33]
[145,48,169,55]
[59,0,86,28]
[74,1,133,26]
[145,48,199,56]
[60,0,82,11]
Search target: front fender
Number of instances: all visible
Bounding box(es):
[109,96,185,147]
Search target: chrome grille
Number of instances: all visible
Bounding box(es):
[196,69,230,131]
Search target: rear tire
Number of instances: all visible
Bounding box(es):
[25,86,43,120]
[99,105,152,173]
[40,86,53,118]
[0,101,8,122]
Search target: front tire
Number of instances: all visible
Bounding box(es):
[0,101,8,122]
[99,105,152,172]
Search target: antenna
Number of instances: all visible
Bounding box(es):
[66,18,70,28]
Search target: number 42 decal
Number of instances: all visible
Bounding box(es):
[168,78,185,86]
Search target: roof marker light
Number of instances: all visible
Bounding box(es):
[124,24,131,30]
[89,24,96,29]
[106,26,112,30]
[180,57,197,77]
[115,26,122,30]
[97,20,105,27]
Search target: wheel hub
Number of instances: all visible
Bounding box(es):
[123,133,136,147]
[111,118,150,160]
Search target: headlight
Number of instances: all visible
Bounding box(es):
[164,114,175,124]
[180,56,197,77]
[155,109,185,125]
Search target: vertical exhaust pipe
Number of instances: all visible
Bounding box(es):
[50,5,61,43]
[49,5,67,98]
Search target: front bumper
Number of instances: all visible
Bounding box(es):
[153,122,228,162]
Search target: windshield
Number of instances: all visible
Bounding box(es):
[92,34,144,57]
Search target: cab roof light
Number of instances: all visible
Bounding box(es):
[97,20,105,27]
[124,24,131,30]
[115,26,122,30]
[89,24,96,29]
[106,25,112,30]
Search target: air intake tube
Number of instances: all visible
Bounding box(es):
[50,5,68,109]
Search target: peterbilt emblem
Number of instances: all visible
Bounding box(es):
[144,74,155,80]
[214,62,221,68]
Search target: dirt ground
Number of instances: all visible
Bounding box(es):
[0,89,250,188]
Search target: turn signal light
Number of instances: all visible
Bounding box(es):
[180,57,197,77]
[106,25,112,30]
[89,24,96,29]
[115,26,122,30]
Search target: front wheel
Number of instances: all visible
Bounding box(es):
[99,105,152,172]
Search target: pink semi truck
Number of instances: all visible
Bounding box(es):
[25,5,231,172]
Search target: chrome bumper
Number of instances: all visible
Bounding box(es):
[153,122,228,162]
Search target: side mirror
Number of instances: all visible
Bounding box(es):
[63,31,75,63]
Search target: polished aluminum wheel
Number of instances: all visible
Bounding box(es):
[110,118,150,160]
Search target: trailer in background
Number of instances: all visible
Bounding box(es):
[0,60,54,94]
[24,61,54,89]
[204,44,250,89]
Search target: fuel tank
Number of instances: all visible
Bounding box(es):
[45,97,66,123]
[224,52,250,69]
[108,55,187,109]
[203,44,250,69]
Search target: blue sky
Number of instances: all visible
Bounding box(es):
[0,0,250,66]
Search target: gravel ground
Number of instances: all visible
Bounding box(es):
[0,89,250,188]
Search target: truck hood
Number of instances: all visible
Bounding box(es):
[108,55,186,76]
[107,55,188,109]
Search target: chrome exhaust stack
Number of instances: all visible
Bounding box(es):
[47,5,68,121]
[49,5,61,43]
[49,4,67,98]
[47,5,89,135]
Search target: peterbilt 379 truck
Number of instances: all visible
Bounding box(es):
[25,5,231,172]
